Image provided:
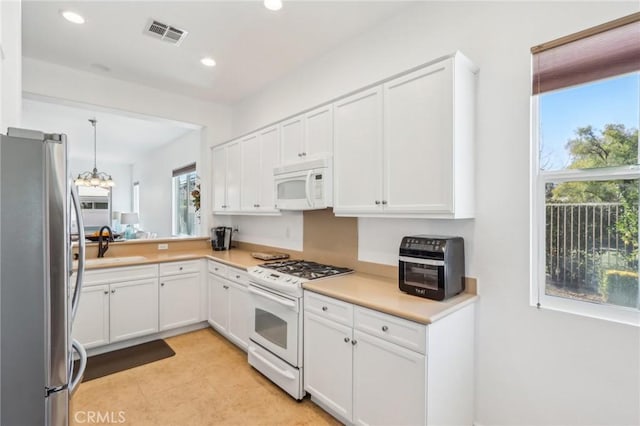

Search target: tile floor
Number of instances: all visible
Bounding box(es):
[70,328,341,425]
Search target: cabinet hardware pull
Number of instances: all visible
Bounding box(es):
[179,267,183,271]
[382,200,388,205]
[161,283,165,287]
[382,325,388,332]
[103,291,108,295]
[223,285,229,289]
[236,275,241,279]
[256,204,260,208]
[322,306,328,311]
[111,289,116,294]
[298,153,302,157]
[351,340,357,345]
[344,337,350,343]
[301,152,306,156]
[375,200,381,205]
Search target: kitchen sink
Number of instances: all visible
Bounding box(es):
[84,255,148,266]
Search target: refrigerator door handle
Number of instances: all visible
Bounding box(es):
[69,339,87,396]
[70,183,86,323]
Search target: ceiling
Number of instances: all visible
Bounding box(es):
[22,1,410,105]
[20,97,199,163]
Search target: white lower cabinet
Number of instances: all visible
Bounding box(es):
[352,329,425,426]
[304,312,353,421]
[73,284,110,349]
[159,260,203,331]
[73,264,159,348]
[110,278,159,342]
[207,260,250,350]
[304,290,470,426]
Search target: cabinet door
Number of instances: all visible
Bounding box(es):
[384,59,454,213]
[333,87,384,214]
[304,312,353,423]
[352,330,426,426]
[226,281,249,350]
[258,126,279,212]
[305,105,333,159]
[240,133,260,211]
[109,278,159,342]
[159,273,201,331]
[207,274,228,333]
[72,284,109,349]
[225,141,242,211]
[212,145,227,211]
[280,115,304,165]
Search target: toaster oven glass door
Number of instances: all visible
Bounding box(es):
[399,256,444,291]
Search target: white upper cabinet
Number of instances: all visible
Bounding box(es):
[334,52,477,218]
[280,105,333,165]
[212,141,242,213]
[333,87,384,214]
[280,115,305,165]
[304,105,333,159]
[240,126,280,214]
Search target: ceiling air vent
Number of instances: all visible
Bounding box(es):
[144,19,188,46]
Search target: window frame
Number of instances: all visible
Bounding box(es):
[530,94,640,327]
[171,164,197,237]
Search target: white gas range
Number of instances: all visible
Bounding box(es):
[246,260,353,400]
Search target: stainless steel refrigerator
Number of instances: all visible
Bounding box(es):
[0,128,87,425]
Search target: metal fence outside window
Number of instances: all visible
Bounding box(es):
[545,203,634,292]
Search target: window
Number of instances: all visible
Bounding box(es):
[531,13,640,325]
[132,181,140,215]
[172,163,197,236]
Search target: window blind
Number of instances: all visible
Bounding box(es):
[172,162,196,177]
[532,12,640,95]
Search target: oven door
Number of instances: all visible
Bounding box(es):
[399,256,445,300]
[248,284,300,366]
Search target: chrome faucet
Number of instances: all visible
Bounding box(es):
[97,226,113,258]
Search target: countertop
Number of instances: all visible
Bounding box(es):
[79,248,477,325]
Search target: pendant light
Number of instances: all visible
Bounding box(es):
[74,119,115,188]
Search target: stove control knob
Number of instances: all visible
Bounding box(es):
[285,278,292,282]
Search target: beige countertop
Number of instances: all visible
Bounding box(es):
[302,273,477,325]
[80,248,477,324]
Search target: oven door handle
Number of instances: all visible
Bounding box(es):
[249,346,295,380]
[248,285,297,309]
[399,256,445,266]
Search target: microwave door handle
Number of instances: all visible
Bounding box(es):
[305,170,313,208]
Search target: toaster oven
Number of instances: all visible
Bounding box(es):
[399,235,465,301]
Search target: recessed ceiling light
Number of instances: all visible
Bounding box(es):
[264,0,283,11]
[201,57,217,67]
[61,10,85,24]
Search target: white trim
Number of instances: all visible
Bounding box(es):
[541,165,640,182]
[537,293,640,327]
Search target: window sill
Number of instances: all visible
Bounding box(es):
[533,294,640,327]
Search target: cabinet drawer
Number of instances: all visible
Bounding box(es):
[159,260,200,276]
[84,264,158,286]
[354,307,426,354]
[304,291,353,327]
[208,260,227,277]
[227,268,249,287]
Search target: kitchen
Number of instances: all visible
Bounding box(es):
[1,1,639,426]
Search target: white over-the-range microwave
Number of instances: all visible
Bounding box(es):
[273,157,332,210]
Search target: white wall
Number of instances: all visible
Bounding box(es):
[131,130,201,237]
[0,0,22,129]
[69,158,132,215]
[230,2,640,425]
[22,57,233,235]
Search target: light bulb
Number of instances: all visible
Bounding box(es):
[264,0,282,11]
[89,177,100,186]
[61,10,85,24]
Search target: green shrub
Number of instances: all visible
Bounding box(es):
[600,270,639,308]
